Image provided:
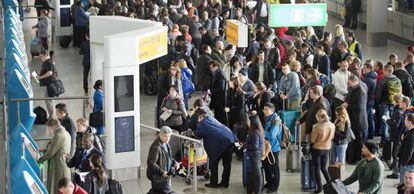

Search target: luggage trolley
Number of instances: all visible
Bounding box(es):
[179,130,210,184]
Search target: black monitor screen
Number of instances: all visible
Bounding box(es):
[115,116,135,153]
[60,0,70,5]
[60,8,71,27]
[114,75,134,112]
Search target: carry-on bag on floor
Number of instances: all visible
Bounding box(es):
[328,163,343,181]
[278,100,300,142]
[323,179,350,194]
[286,125,302,173]
[30,36,42,58]
[381,139,393,161]
[33,106,47,124]
[59,35,72,48]
[301,154,316,190]
[107,178,123,194]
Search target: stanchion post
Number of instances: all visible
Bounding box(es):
[192,142,198,193]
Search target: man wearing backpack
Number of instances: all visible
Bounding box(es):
[376,64,403,144]
[262,102,283,193]
[394,62,414,99]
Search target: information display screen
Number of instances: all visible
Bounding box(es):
[115,116,135,153]
[60,0,71,5]
[114,75,134,112]
[60,8,71,27]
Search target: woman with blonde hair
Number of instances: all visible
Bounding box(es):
[311,109,335,193]
[332,24,345,50]
[177,59,194,109]
[306,26,319,47]
[331,106,352,165]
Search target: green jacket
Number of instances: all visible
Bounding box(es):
[38,126,72,194]
[343,157,384,194]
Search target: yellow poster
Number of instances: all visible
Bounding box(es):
[138,29,168,62]
[226,20,239,46]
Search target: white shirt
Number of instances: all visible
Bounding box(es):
[260,3,268,17]
[258,62,265,82]
[332,70,350,101]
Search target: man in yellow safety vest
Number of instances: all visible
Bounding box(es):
[346,30,363,60]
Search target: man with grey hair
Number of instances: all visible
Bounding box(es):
[343,73,368,164]
[147,126,180,194]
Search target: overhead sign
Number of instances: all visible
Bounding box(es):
[137,29,168,63]
[226,20,248,48]
[269,3,328,27]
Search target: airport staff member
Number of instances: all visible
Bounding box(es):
[195,109,239,188]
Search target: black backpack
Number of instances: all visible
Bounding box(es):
[106,179,123,194]
[33,106,47,124]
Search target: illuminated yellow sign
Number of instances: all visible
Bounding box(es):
[138,29,168,63]
[226,20,239,46]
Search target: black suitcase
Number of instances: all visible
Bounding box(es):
[59,36,72,48]
[382,140,393,161]
[33,106,47,124]
[301,154,316,190]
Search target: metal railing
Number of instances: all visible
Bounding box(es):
[140,124,206,194]
[11,96,90,124]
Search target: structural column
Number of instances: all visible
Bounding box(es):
[366,0,388,46]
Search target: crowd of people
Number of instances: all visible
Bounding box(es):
[30,0,414,193]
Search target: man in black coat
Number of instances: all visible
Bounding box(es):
[197,45,213,91]
[398,113,414,184]
[344,0,361,29]
[199,26,214,48]
[330,40,353,71]
[79,33,91,94]
[343,74,368,163]
[55,103,77,156]
[248,50,275,89]
[394,62,414,98]
[313,44,331,82]
[67,133,103,172]
[209,60,227,125]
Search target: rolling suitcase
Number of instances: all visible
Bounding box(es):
[33,106,47,124]
[278,100,300,142]
[59,35,72,48]
[286,125,302,173]
[242,149,249,187]
[301,154,316,190]
[382,139,393,161]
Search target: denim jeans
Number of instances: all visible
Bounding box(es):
[367,104,376,139]
[331,143,348,164]
[380,103,394,143]
[247,151,263,194]
[400,165,414,184]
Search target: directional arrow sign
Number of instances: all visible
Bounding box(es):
[269,3,328,27]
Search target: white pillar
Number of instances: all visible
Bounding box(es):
[366,0,388,46]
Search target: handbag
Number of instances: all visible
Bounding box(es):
[261,140,275,165]
[89,111,104,128]
[47,79,65,97]
[151,175,171,193]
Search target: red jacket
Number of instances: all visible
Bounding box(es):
[58,184,87,194]
[376,68,384,85]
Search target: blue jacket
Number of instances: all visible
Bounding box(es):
[181,68,194,95]
[93,89,104,113]
[363,71,377,106]
[264,113,283,153]
[75,7,89,27]
[279,72,301,101]
[195,116,238,162]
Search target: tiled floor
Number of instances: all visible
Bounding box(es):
[19,6,410,194]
